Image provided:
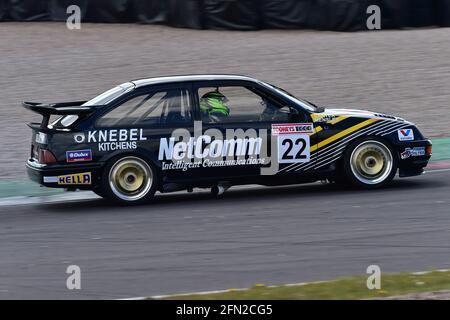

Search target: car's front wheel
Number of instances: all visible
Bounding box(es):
[343,138,397,188]
[100,156,156,204]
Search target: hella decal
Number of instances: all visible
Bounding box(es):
[57,172,91,185]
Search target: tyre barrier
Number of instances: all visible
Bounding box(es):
[1,0,449,31]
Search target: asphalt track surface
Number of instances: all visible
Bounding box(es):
[0,169,449,299]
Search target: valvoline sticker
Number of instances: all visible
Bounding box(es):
[398,129,414,141]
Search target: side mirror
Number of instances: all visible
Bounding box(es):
[316,107,325,113]
[288,107,301,122]
[289,107,299,115]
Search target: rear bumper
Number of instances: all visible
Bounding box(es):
[26,158,103,190]
[396,139,432,177]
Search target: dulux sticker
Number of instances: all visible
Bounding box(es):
[66,150,92,163]
[398,129,414,141]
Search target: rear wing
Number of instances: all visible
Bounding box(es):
[23,101,101,129]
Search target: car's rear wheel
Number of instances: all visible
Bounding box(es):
[343,138,397,188]
[101,156,156,204]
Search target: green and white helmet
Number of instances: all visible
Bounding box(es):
[200,91,230,118]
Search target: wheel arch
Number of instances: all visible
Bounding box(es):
[340,135,399,165]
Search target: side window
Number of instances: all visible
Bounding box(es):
[97,88,192,127]
[197,86,290,124]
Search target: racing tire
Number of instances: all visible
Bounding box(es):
[100,156,157,205]
[343,138,397,189]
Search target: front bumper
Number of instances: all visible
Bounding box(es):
[26,158,103,190]
[396,139,432,177]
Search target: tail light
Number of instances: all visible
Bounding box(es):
[426,145,433,157]
[39,149,57,164]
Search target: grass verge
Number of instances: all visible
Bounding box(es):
[159,270,450,300]
[0,179,63,198]
[431,137,450,161]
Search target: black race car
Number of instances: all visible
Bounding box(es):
[25,75,432,204]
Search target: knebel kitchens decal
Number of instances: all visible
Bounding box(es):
[74,129,147,151]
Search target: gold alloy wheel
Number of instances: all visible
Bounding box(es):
[350,140,393,185]
[109,157,153,201]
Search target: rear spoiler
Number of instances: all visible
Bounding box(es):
[23,101,101,129]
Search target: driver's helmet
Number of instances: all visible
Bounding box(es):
[199,91,230,118]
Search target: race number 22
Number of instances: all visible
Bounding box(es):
[278,134,310,164]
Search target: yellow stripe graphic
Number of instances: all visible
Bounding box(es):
[313,126,323,135]
[327,116,349,125]
[310,118,379,152]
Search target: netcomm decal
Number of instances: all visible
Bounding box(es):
[158,136,266,171]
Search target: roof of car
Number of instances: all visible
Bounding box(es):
[131,75,260,88]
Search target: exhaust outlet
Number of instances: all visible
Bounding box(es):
[211,182,231,196]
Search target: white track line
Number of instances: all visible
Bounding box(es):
[425,168,450,174]
[0,167,449,207]
[0,192,99,207]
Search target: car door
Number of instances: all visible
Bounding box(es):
[254,84,319,176]
[191,80,317,179]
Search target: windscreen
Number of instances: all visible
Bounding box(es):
[261,82,318,112]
